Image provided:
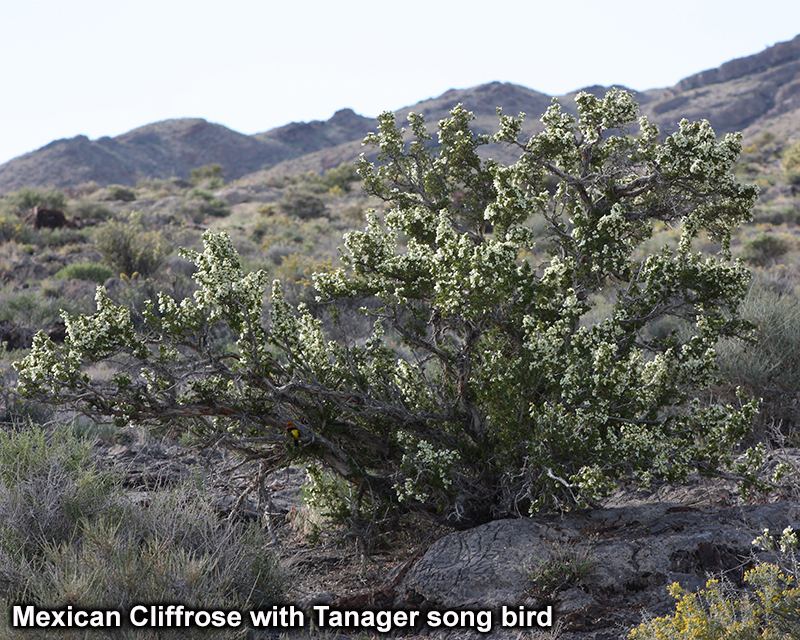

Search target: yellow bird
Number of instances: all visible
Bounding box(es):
[286,421,301,445]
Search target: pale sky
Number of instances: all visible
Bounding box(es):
[2,0,800,166]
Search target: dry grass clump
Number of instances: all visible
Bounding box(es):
[716,272,800,442]
[0,423,285,640]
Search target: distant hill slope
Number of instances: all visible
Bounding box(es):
[253,107,376,157]
[3,34,800,193]
[238,83,558,181]
[640,33,800,139]
[0,111,375,193]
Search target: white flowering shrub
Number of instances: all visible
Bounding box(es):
[394,431,459,505]
[15,91,759,530]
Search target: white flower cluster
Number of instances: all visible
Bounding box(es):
[394,431,459,503]
[752,526,798,554]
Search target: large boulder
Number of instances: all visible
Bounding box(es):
[0,320,35,350]
[23,206,76,230]
[337,501,800,639]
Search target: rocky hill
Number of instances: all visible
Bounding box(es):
[3,34,800,193]
[0,112,376,193]
[639,33,800,139]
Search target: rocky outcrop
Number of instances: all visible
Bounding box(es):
[677,34,800,92]
[83,432,800,640]
[338,500,800,639]
[0,319,70,350]
[23,206,75,230]
[254,108,376,158]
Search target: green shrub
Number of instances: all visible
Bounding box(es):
[190,163,225,189]
[0,285,95,330]
[95,214,171,277]
[630,527,800,639]
[74,181,100,197]
[4,187,67,215]
[13,486,284,612]
[629,572,796,639]
[783,140,800,170]
[322,162,360,193]
[102,184,137,202]
[184,188,230,218]
[289,170,328,193]
[55,262,115,284]
[31,226,85,249]
[14,91,759,535]
[0,352,54,428]
[530,542,595,594]
[0,211,24,243]
[782,139,800,185]
[0,290,64,326]
[752,203,800,226]
[180,199,230,223]
[0,424,117,555]
[277,187,327,219]
[70,199,111,221]
[0,208,82,246]
[262,173,290,188]
[740,233,792,267]
[786,169,800,186]
[0,425,284,637]
[716,278,800,439]
[136,176,192,198]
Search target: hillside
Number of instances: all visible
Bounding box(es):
[2,36,800,640]
[2,34,800,192]
[238,82,558,180]
[639,33,800,138]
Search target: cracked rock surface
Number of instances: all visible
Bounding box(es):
[386,501,800,638]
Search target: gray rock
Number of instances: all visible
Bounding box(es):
[399,519,547,609]
[390,502,800,638]
[558,588,596,614]
[0,320,35,350]
[214,187,251,205]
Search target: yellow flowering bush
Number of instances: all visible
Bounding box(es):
[631,527,800,639]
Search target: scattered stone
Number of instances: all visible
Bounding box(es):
[24,206,76,230]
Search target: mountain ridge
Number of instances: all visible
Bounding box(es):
[3,34,800,193]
